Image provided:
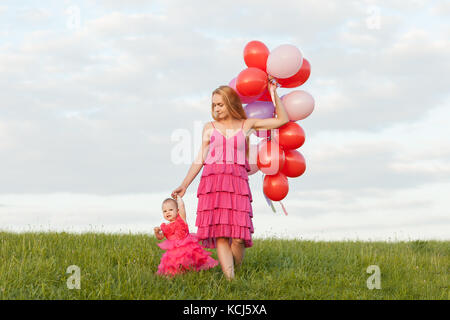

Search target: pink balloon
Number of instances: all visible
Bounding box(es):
[247,144,259,175]
[281,90,315,121]
[266,44,303,79]
[229,77,261,104]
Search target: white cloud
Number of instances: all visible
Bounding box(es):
[17,7,52,24]
[428,0,450,17]
[0,5,8,15]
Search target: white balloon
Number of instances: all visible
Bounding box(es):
[267,44,303,79]
[281,90,315,121]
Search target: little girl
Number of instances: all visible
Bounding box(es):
[154,195,218,277]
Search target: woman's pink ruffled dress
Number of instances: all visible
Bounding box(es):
[156,215,218,277]
[195,120,254,249]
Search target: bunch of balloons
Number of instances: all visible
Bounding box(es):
[228,40,314,203]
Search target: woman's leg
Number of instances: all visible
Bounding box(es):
[216,237,234,280]
[231,238,245,269]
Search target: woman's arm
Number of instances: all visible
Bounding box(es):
[171,123,211,198]
[249,80,290,131]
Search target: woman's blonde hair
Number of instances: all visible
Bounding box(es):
[211,86,248,121]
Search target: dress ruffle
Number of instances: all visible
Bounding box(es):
[196,163,254,249]
[196,224,252,242]
[197,173,253,201]
[200,162,250,179]
[197,191,252,212]
[196,208,254,230]
[157,240,218,277]
[157,233,201,251]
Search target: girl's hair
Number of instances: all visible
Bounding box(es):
[211,86,248,121]
[162,198,178,209]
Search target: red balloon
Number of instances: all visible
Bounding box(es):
[244,40,270,72]
[257,88,272,102]
[278,122,305,150]
[257,140,285,175]
[263,173,289,201]
[229,77,262,104]
[281,149,306,177]
[236,67,268,97]
[277,58,311,88]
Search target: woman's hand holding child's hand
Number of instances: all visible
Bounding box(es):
[171,185,187,199]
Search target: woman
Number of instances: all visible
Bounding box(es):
[171,77,289,280]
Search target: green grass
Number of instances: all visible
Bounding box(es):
[0,232,448,299]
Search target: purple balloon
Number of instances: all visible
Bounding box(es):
[244,101,275,138]
[244,101,275,119]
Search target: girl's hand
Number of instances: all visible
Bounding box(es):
[171,185,187,199]
[154,227,161,233]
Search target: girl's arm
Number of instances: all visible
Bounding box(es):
[154,227,165,240]
[171,123,211,198]
[247,80,290,131]
[176,195,187,222]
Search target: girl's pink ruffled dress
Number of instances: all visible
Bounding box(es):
[196,120,254,249]
[156,215,218,277]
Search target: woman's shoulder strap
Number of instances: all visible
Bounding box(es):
[211,121,215,128]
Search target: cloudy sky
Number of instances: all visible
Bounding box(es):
[1,0,449,240]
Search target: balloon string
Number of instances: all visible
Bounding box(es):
[280,201,288,216]
[269,200,276,213]
[262,173,276,213]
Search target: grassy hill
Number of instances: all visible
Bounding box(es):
[0,232,448,299]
